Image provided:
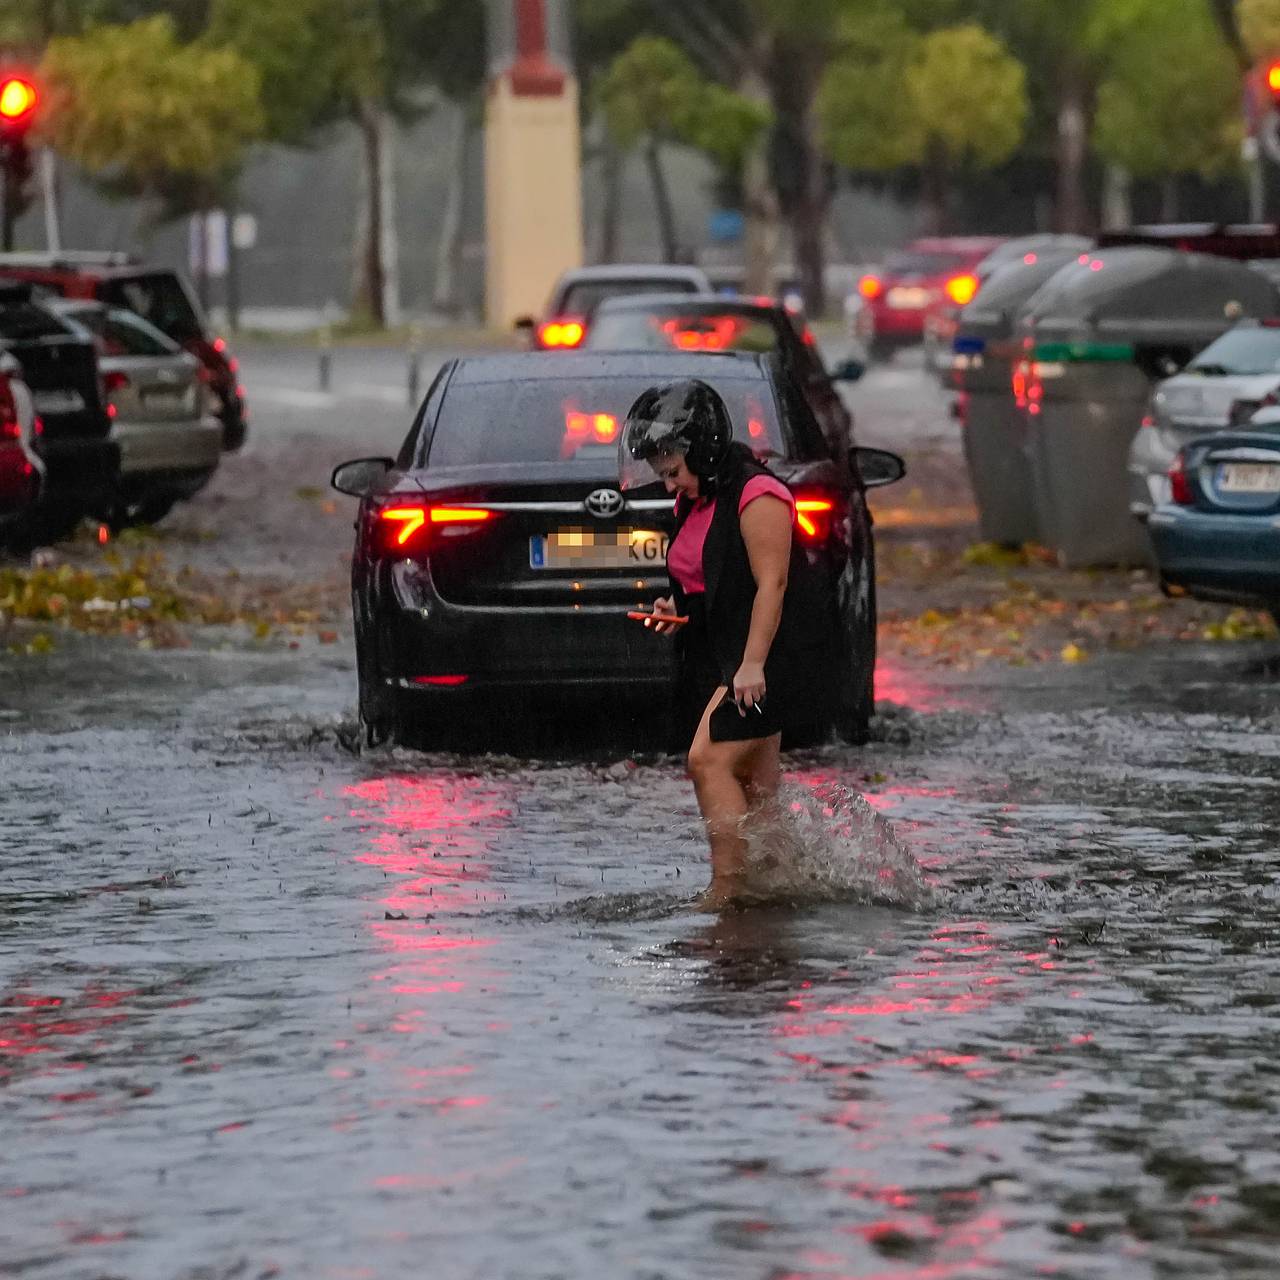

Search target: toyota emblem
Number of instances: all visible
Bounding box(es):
[585,488,624,519]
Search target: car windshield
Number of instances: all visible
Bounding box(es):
[64,307,181,357]
[557,278,701,315]
[586,309,786,355]
[1187,328,1280,376]
[883,251,968,276]
[95,272,206,343]
[427,373,785,468]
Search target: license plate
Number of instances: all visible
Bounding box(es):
[1218,462,1280,493]
[33,388,85,413]
[141,388,187,409]
[530,528,668,570]
[886,286,929,310]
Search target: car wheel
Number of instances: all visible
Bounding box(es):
[355,631,394,748]
[835,548,877,745]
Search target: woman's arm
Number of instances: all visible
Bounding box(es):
[733,495,792,710]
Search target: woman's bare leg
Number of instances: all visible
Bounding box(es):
[687,687,781,907]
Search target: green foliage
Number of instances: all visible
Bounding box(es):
[39,16,263,190]
[1091,0,1240,178]
[820,20,1027,172]
[1241,0,1280,55]
[597,35,770,168]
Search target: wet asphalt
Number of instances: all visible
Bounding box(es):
[3,347,1280,1280]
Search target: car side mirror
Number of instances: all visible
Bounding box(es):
[851,446,905,488]
[331,456,393,497]
[831,357,866,383]
[513,315,536,333]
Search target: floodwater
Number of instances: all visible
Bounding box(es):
[4,637,1280,1280]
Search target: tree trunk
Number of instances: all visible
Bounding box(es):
[354,100,388,328]
[1055,67,1090,233]
[1161,175,1179,222]
[597,133,623,265]
[380,108,401,327]
[432,102,469,316]
[788,79,830,317]
[920,142,950,237]
[644,136,679,263]
[740,60,777,297]
[1102,164,1132,229]
[225,201,241,331]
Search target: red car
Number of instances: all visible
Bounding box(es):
[0,252,247,452]
[854,237,1006,358]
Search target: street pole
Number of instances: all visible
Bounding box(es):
[0,160,10,253]
[1244,137,1266,221]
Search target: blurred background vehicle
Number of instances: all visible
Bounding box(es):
[0,282,117,546]
[48,300,223,529]
[0,253,247,453]
[331,349,903,749]
[516,264,712,351]
[1129,320,1280,520]
[853,237,1005,360]
[1148,426,1280,622]
[581,292,864,453]
[0,350,42,540]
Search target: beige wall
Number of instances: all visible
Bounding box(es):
[484,74,584,329]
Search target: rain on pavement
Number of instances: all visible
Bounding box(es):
[4,347,1280,1280]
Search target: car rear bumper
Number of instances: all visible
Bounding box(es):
[1147,506,1280,606]
[113,415,223,477]
[860,304,928,342]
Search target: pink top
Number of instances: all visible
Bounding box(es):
[666,474,793,595]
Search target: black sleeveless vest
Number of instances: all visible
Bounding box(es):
[668,445,828,697]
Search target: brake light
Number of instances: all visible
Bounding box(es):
[0,374,18,441]
[944,273,979,307]
[213,337,228,353]
[538,317,586,349]
[1169,453,1194,505]
[410,674,469,687]
[377,504,494,553]
[565,410,618,444]
[1023,252,1038,265]
[794,496,835,543]
[659,316,742,351]
[858,275,883,301]
[103,370,130,395]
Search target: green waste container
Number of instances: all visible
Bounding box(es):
[1015,248,1280,568]
[951,250,1084,546]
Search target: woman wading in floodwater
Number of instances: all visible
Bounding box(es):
[621,379,815,909]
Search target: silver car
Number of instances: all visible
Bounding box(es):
[51,300,222,526]
[1128,321,1280,518]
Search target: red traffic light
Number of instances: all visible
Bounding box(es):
[0,77,37,125]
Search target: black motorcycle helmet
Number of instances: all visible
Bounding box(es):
[619,379,734,491]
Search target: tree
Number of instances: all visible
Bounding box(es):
[597,35,769,262]
[1241,0,1280,53]
[820,21,1028,233]
[39,16,263,197]
[1091,0,1240,220]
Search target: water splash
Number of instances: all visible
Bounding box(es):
[739,782,933,909]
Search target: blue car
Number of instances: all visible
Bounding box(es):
[1147,428,1280,621]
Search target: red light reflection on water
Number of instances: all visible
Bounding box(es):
[874,659,981,714]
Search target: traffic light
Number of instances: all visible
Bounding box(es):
[0,74,38,252]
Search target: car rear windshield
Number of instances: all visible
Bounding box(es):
[65,307,181,357]
[883,251,968,276]
[95,272,205,342]
[587,308,786,356]
[0,304,74,342]
[427,374,786,468]
[1187,327,1280,376]
[557,278,701,315]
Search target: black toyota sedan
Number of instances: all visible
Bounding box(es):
[583,292,864,455]
[331,351,904,749]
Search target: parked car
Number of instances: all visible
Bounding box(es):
[330,350,904,749]
[854,237,1005,359]
[582,292,864,454]
[0,252,247,452]
[0,283,118,545]
[0,351,42,539]
[1147,426,1280,620]
[1128,320,1280,519]
[48,300,223,528]
[516,264,713,350]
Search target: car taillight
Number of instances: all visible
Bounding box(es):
[794,494,836,543]
[0,374,18,441]
[376,503,495,555]
[538,317,586,349]
[944,273,979,307]
[858,275,883,301]
[1169,453,1194,505]
[103,370,130,395]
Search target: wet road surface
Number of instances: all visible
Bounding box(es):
[5,346,1280,1279]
